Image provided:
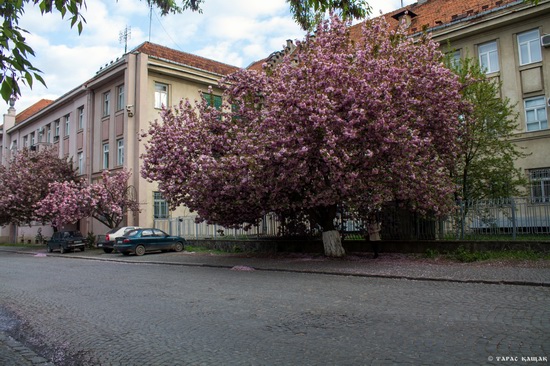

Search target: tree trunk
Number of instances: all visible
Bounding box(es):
[322,230,345,257]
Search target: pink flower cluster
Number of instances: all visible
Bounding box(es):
[0,147,77,226]
[141,16,465,231]
[35,169,140,229]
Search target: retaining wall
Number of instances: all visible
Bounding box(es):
[186,239,550,254]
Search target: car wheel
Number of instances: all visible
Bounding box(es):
[103,248,113,254]
[135,245,146,256]
[47,245,52,253]
[59,246,65,254]
[174,242,184,252]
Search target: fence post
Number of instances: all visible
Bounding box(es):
[460,199,465,240]
[511,198,517,240]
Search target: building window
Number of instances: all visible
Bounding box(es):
[153,192,169,219]
[202,92,223,110]
[103,143,109,169]
[103,91,111,116]
[525,96,548,131]
[30,132,35,146]
[154,82,168,109]
[64,114,70,136]
[78,106,84,130]
[478,41,499,74]
[23,135,28,148]
[117,85,124,111]
[78,152,84,175]
[518,29,542,66]
[46,124,51,142]
[54,119,60,138]
[529,168,550,203]
[116,138,124,166]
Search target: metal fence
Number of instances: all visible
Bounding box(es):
[154,198,550,241]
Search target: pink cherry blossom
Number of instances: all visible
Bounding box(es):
[141,16,466,257]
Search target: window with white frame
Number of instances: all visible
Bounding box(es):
[30,132,35,146]
[117,85,124,111]
[153,192,168,218]
[54,119,60,137]
[46,124,51,142]
[64,114,70,136]
[23,135,28,148]
[116,138,124,166]
[529,168,550,202]
[103,143,109,169]
[78,106,84,130]
[77,152,84,175]
[524,96,548,131]
[478,41,499,74]
[103,91,111,116]
[518,29,542,66]
[154,82,168,109]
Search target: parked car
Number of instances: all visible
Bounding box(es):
[98,226,141,253]
[114,228,185,256]
[47,231,86,253]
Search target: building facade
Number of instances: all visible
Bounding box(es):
[0,42,238,242]
[1,0,549,242]
[358,0,550,201]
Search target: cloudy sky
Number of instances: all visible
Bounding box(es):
[10,0,415,112]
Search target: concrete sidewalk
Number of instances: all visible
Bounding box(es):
[1,245,550,365]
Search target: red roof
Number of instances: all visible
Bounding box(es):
[15,99,54,124]
[136,42,240,76]
[350,0,520,38]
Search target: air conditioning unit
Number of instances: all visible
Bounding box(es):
[541,34,550,48]
[53,135,59,142]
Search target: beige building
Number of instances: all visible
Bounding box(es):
[359,0,550,201]
[0,42,238,242]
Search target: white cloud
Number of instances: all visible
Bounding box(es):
[8,0,412,112]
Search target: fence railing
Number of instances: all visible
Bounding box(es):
[154,198,550,241]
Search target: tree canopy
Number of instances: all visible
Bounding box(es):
[0,147,77,226]
[35,169,140,229]
[141,16,465,257]
[446,56,528,201]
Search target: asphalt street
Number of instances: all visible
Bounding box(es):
[0,248,549,365]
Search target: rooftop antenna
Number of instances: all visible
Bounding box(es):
[149,3,153,42]
[119,26,131,53]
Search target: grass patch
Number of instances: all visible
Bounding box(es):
[425,246,550,262]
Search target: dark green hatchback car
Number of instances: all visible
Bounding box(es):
[113,228,185,256]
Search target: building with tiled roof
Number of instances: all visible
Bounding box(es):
[0,41,242,242]
[379,0,550,203]
[15,99,54,124]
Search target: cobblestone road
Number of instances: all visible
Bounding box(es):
[1,251,549,365]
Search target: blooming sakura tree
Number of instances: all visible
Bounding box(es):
[36,170,140,229]
[141,16,465,257]
[0,147,77,226]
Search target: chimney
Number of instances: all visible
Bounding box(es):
[2,100,17,165]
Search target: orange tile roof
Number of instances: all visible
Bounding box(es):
[350,0,520,38]
[15,99,54,124]
[135,42,240,76]
[247,58,267,71]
